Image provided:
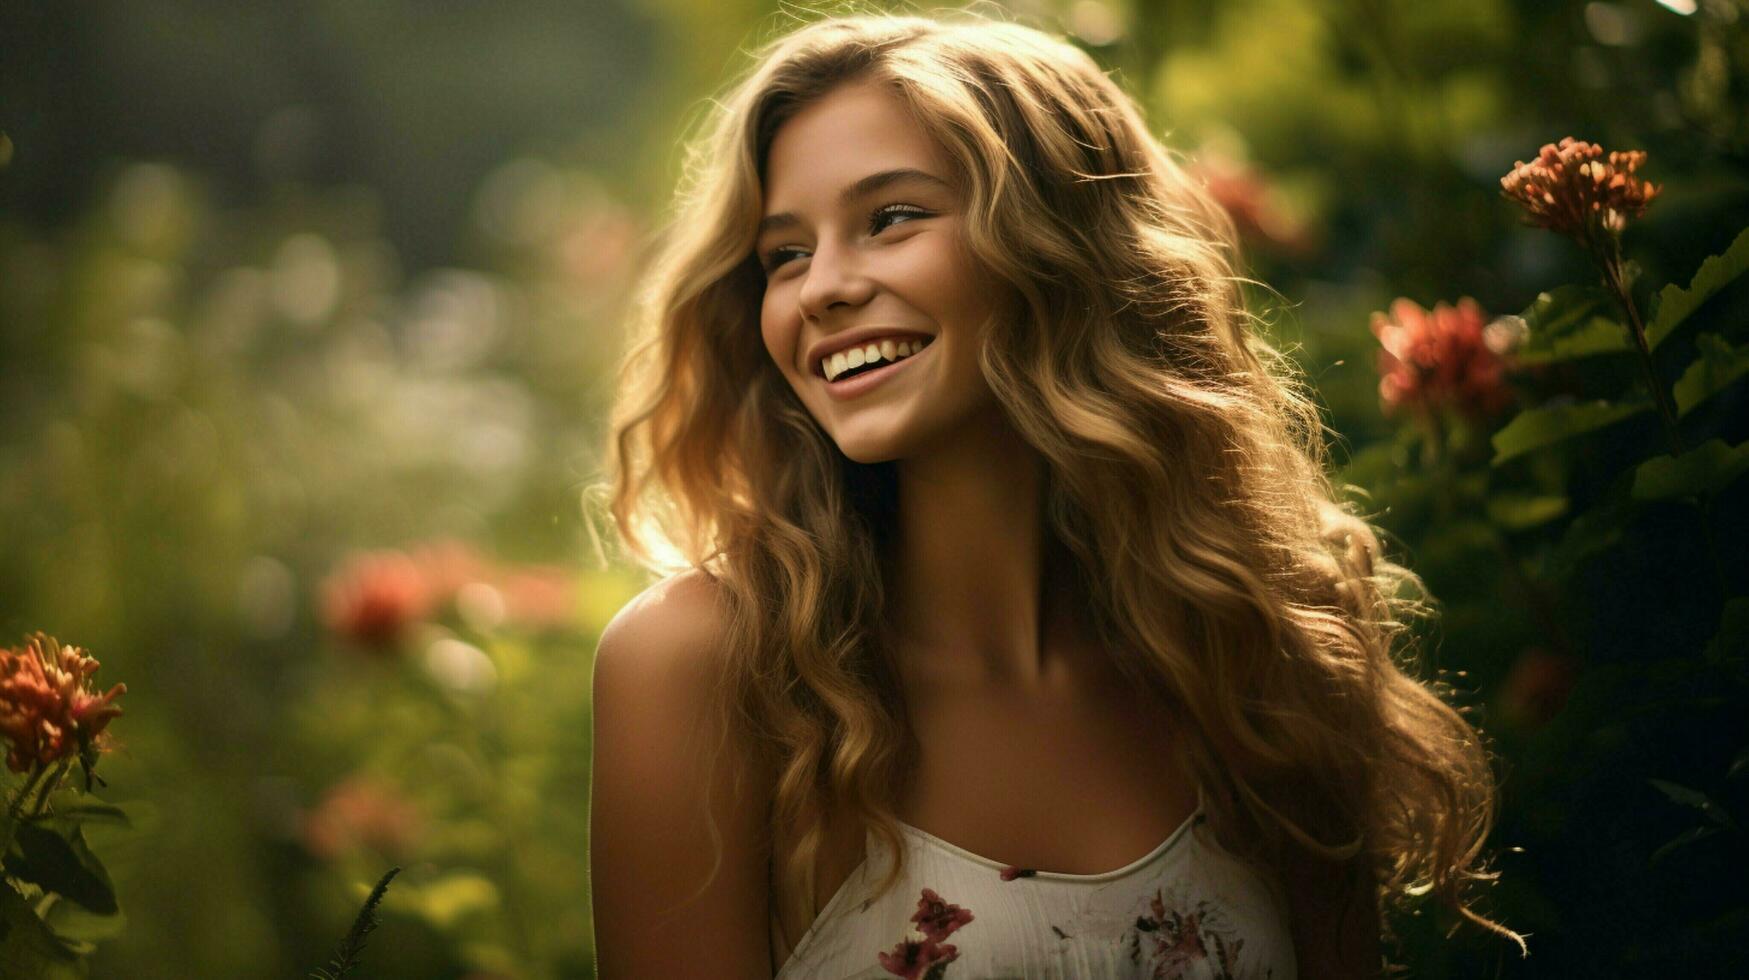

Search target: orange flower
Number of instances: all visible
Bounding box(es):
[406,538,495,601]
[319,550,436,651]
[321,538,579,647]
[1370,297,1516,421]
[0,633,127,774]
[1500,138,1659,245]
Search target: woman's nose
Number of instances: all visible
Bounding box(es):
[796,238,875,320]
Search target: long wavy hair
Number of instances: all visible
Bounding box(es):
[592,5,1525,967]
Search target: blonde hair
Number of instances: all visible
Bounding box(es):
[592,4,1524,967]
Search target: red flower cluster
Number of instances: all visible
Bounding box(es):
[877,887,974,979]
[1370,297,1516,421]
[319,538,578,651]
[1500,137,1660,244]
[0,633,127,774]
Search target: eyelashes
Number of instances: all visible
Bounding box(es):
[760,204,933,273]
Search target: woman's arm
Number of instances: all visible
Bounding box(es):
[589,572,774,978]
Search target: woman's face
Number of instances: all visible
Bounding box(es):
[757,78,1005,464]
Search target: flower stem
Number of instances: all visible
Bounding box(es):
[26,760,70,819]
[1598,237,1684,454]
[6,766,48,823]
[0,764,51,857]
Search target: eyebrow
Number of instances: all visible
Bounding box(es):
[756,167,951,239]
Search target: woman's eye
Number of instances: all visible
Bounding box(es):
[761,204,932,274]
[762,247,803,272]
[870,203,931,234]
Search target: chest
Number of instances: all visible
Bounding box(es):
[804,660,1198,924]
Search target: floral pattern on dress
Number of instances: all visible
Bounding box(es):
[876,887,974,979]
[1128,886,1269,979]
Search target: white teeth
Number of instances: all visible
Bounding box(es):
[822,336,932,381]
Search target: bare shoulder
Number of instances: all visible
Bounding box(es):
[590,569,773,978]
[596,567,729,659]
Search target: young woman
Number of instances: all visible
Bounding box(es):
[588,10,1525,978]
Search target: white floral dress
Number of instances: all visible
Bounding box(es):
[774,787,1297,979]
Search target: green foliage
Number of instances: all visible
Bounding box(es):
[1674,334,1749,418]
[1489,398,1652,464]
[1513,285,1633,365]
[1633,440,1749,502]
[0,882,86,980]
[6,824,119,918]
[1647,225,1749,351]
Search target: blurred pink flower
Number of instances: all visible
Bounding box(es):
[1189,154,1314,255]
[1370,297,1516,421]
[495,564,580,629]
[300,775,424,862]
[321,539,579,646]
[320,550,436,651]
[407,538,495,601]
[1498,647,1580,730]
[1500,137,1659,245]
[0,632,127,774]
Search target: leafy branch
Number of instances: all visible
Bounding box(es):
[310,866,401,980]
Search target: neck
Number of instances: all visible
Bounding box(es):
[883,406,1080,690]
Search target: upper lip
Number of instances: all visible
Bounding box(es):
[806,328,935,377]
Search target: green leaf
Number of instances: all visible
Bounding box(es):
[1514,285,1632,365]
[0,881,85,978]
[1705,598,1749,666]
[1673,334,1749,417]
[1485,492,1569,529]
[1490,399,1653,465]
[33,799,133,830]
[5,823,118,915]
[1648,778,1739,829]
[1545,472,1637,578]
[1648,224,1749,351]
[1649,825,1719,867]
[1632,439,1749,501]
[40,893,126,944]
[1729,741,1749,780]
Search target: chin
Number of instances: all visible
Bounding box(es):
[835,439,906,465]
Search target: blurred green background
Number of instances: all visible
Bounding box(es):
[2,0,1746,976]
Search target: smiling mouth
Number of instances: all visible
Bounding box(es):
[817,335,936,382]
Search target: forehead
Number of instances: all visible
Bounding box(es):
[762,79,951,205]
